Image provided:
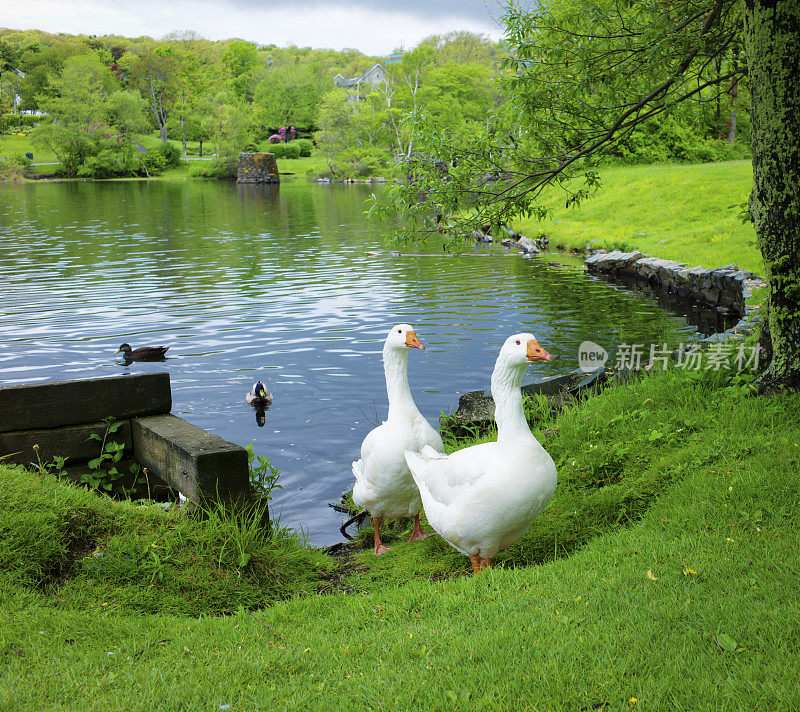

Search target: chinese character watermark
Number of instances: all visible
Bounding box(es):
[578,341,762,372]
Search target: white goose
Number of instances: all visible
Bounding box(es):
[352,324,445,555]
[405,333,557,574]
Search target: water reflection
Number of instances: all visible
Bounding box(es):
[1,180,705,544]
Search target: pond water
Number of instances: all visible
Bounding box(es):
[1,179,705,544]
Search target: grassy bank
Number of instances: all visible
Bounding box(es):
[0,130,329,180]
[515,160,759,273]
[0,469,330,616]
[3,362,799,710]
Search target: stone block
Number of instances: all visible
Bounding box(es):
[0,420,133,468]
[0,374,171,433]
[516,236,540,254]
[237,153,280,184]
[131,414,251,503]
[452,369,605,426]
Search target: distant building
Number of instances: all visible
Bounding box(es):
[333,63,387,90]
[333,63,388,102]
[385,52,403,65]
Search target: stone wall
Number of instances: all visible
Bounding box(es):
[0,373,254,507]
[237,152,280,184]
[585,249,766,318]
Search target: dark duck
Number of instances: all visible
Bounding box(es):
[116,343,169,361]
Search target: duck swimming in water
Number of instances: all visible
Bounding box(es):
[116,343,169,361]
[246,381,273,406]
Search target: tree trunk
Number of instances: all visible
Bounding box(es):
[199,140,203,158]
[159,124,168,144]
[742,0,800,390]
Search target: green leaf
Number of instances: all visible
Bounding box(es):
[715,633,737,652]
[238,553,251,568]
[88,457,102,469]
[88,433,101,441]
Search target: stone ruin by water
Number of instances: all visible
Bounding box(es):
[237,152,280,184]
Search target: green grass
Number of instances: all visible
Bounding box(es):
[0,130,60,171]
[0,468,330,616]
[515,160,759,272]
[3,362,799,710]
[0,130,327,180]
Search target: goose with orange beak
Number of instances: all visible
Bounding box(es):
[405,333,557,574]
[352,324,445,555]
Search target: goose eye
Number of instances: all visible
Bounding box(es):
[515,340,520,345]
[397,329,402,334]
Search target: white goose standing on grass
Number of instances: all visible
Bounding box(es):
[352,324,445,555]
[405,333,557,574]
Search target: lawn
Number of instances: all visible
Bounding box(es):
[515,160,759,272]
[3,363,799,711]
[0,130,327,180]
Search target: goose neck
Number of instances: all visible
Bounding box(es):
[383,346,417,419]
[491,358,532,444]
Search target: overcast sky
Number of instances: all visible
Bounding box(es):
[1,0,505,55]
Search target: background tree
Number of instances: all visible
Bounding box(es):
[106,89,149,142]
[122,45,179,144]
[378,0,798,389]
[222,40,259,101]
[31,53,119,174]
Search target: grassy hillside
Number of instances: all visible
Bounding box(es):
[3,363,799,710]
[515,160,759,272]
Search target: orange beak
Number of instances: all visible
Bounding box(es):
[527,339,552,361]
[405,330,425,350]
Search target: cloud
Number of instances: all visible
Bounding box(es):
[0,0,503,54]
[220,0,503,22]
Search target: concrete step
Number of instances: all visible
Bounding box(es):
[0,373,171,432]
[131,414,251,503]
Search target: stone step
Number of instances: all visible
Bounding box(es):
[452,368,606,425]
[0,373,171,433]
[131,414,251,503]
[0,420,133,468]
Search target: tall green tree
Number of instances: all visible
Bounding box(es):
[741,0,800,389]
[121,44,179,144]
[31,53,119,174]
[378,0,800,387]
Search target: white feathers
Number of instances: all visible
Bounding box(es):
[404,333,557,561]
[352,324,444,520]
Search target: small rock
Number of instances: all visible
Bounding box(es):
[517,236,540,254]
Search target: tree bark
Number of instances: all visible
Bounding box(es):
[742,0,800,390]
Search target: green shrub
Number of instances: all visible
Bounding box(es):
[265,142,301,159]
[9,151,32,167]
[1,113,19,129]
[76,148,139,178]
[327,146,389,179]
[607,115,752,165]
[140,149,167,176]
[157,141,182,167]
[18,115,45,127]
[297,139,313,157]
